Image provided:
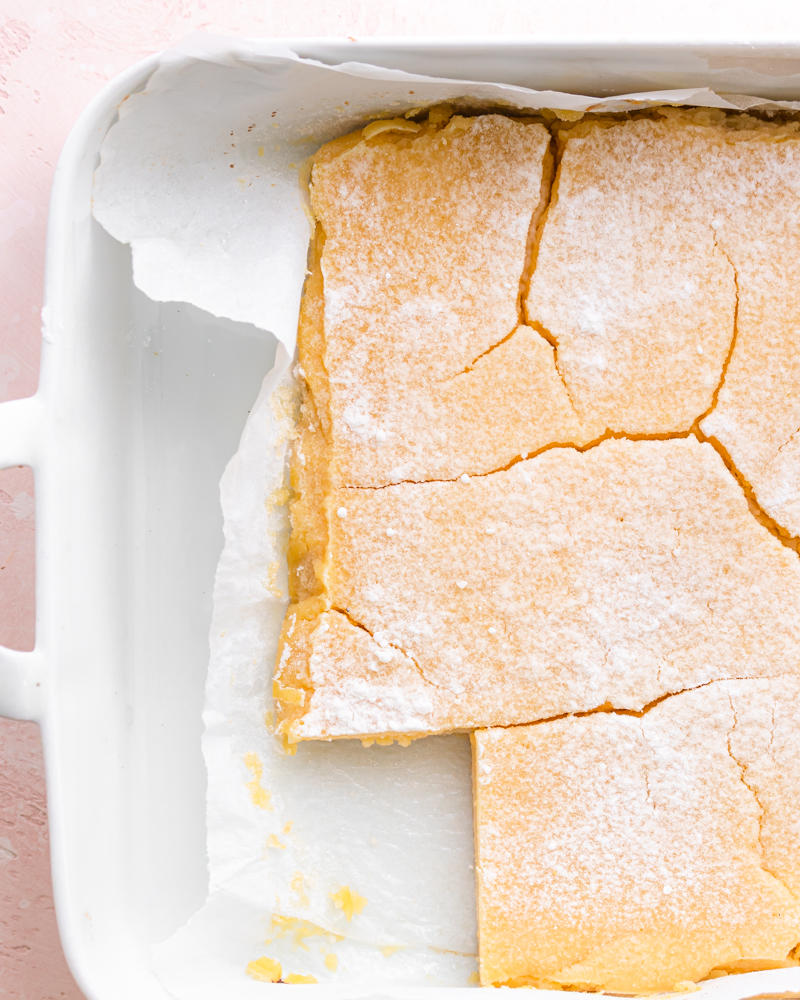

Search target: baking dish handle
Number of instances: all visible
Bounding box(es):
[0,394,45,721]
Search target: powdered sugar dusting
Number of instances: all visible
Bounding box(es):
[526,111,800,536]
[279,438,800,739]
[474,677,800,991]
[309,116,592,486]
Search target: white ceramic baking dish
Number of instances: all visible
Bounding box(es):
[6,38,800,1000]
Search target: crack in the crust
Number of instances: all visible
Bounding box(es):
[441,325,520,382]
[774,423,800,459]
[329,605,449,692]
[694,428,800,554]
[441,137,556,385]
[695,233,740,428]
[520,135,556,312]
[725,692,799,903]
[687,234,800,550]
[519,136,580,418]
[639,718,656,813]
[493,678,733,735]
[345,429,692,491]
[487,673,800,737]
[528,320,579,417]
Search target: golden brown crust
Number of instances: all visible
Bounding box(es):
[289,226,330,602]
[296,225,330,438]
[287,397,329,603]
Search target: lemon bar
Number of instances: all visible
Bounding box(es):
[473,677,800,993]
[528,109,800,536]
[301,111,598,493]
[276,437,800,742]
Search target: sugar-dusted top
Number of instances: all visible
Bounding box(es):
[309,114,595,485]
[277,437,800,740]
[529,110,800,535]
[473,676,800,991]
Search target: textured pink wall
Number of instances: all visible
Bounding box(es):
[4,1,800,998]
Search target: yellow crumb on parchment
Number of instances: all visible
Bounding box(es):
[330,885,367,921]
[324,952,338,971]
[380,944,404,958]
[245,955,318,984]
[246,956,282,982]
[242,752,272,810]
[266,833,285,850]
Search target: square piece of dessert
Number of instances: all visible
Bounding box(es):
[297,108,596,496]
[528,109,800,538]
[473,678,800,993]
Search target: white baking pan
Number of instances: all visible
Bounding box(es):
[5,38,800,1000]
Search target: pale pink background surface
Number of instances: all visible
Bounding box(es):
[4,2,800,998]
